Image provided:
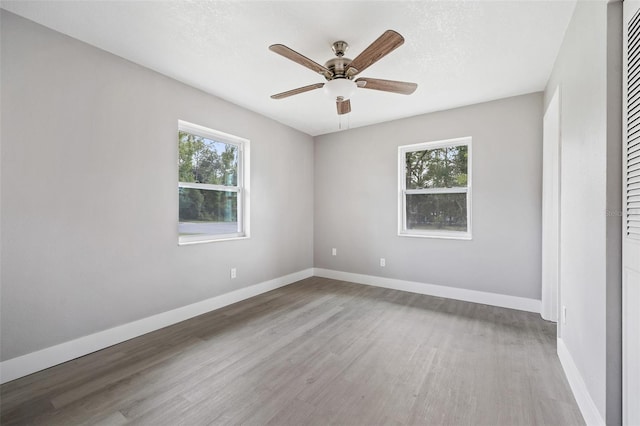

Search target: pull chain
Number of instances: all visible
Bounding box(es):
[338,113,350,130]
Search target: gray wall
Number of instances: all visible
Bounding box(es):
[544,1,621,423]
[314,93,543,300]
[0,11,314,361]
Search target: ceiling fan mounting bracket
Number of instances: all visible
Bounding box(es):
[331,40,348,57]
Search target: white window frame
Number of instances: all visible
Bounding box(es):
[178,120,250,245]
[398,136,472,240]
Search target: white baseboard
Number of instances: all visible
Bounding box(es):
[313,268,541,313]
[0,268,314,384]
[557,338,605,426]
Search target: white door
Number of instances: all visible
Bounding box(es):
[623,2,640,424]
[541,87,561,323]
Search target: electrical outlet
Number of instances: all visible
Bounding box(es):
[380,258,386,267]
[231,268,237,279]
[332,248,337,256]
[562,305,567,324]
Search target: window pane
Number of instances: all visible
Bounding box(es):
[406,193,467,232]
[178,131,238,186]
[406,145,468,189]
[178,187,238,236]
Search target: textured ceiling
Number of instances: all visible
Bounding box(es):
[1,1,576,136]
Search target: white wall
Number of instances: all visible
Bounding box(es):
[0,11,314,362]
[543,1,621,424]
[314,93,543,300]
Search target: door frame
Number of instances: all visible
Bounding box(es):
[541,86,561,324]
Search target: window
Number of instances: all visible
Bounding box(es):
[398,137,471,239]
[178,120,249,244]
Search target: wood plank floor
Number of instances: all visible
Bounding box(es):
[0,277,584,425]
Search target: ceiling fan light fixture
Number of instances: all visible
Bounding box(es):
[323,78,357,101]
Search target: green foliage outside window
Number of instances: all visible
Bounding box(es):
[405,145,467,189]
[405,145,468,231]
[178,131,238,223]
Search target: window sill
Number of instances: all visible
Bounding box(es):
[398,231,472,241]
[178,234,249,246]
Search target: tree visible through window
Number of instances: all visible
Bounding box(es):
[399,137,471,238]
[178,121,249,244]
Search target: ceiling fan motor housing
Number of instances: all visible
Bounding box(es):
[324,57,353,79]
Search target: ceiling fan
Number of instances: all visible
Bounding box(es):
[269,30,418,115]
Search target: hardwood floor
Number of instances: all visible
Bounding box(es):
[0,277,584,425]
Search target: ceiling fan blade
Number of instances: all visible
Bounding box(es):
[337,98,351,115]
[346,30,404,77]
[271,83,325,99]
[355,78,417,95]
[269,44,333,78]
